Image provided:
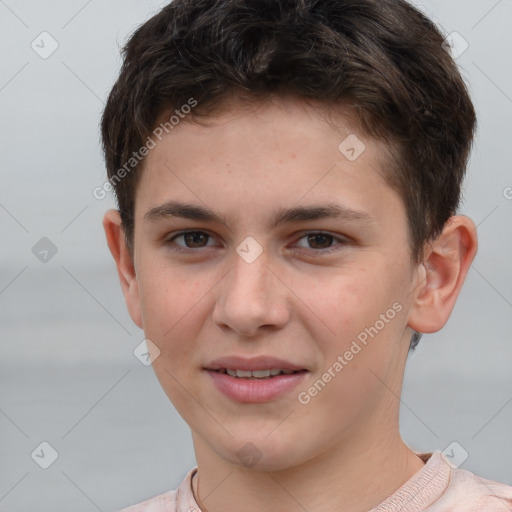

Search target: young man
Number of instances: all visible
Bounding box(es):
[101,1,512,510]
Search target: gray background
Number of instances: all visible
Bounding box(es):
[1,0,511,511]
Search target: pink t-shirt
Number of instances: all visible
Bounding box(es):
[118,451,512,511]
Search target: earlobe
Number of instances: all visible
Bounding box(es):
[102,209,143,329]
[407,215,478,334]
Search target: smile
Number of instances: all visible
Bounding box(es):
[206,369,309,402]
[215,368,302,378]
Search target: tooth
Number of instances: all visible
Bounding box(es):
[223,368,299,378]
[251,369,271,378]
[235,369,252,378]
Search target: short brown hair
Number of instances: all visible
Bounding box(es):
[101,0,477,349]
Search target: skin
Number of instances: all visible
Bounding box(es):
[103,96,477,512]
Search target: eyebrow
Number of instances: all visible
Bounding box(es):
[143,200,376,229]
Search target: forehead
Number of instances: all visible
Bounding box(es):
[135,96,402,231]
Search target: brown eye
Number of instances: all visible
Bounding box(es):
[166,230,216,253]
[182,232,209,248]
[294,231,348,255]
[306,233,334,250]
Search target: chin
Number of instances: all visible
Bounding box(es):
[218,437,306,473]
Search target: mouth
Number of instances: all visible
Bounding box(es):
[209,368,308,380]
[204,367,309,403]
[203,355,309,402]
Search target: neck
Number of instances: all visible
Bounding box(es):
[191,426,425,512]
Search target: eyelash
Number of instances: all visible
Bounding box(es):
[165,230,349,255]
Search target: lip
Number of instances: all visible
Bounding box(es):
[204,355,307,372]
[205,368,309,403]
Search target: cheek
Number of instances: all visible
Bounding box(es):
[301,262,404,364]
[296,264,387,337]
[294,271,406,429]
[137,264,207,358]
[138,266,210,412]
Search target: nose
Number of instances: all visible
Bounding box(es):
[212,246,290,338]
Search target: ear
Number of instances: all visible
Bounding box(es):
[102,209,143,329]
[407,215,478,334]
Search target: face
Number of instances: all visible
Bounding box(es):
[126,97,421,470]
